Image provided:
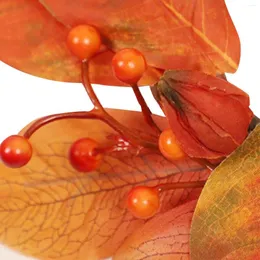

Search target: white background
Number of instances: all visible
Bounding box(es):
[0,0,259,259]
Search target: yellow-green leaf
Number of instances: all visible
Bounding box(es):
[190,124,260,260]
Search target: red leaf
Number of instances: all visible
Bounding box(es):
[0,0,240,84]
[114,200,197,260]
[0,109,210,260]
[155,70,253,159]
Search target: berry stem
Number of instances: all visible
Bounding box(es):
[23,110,101,139]
[22,110,157,149]
[156,180,206,193]
[131,83,161,135]
[22,61,159,149]
[81,61,158,149]
[81,61,104,110]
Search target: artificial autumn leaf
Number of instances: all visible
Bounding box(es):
[0,0,158,85]
[154,70,253,160]
[0,0,240,85]
[114,200,197,260]
[190,123,260,260]
[40,0,240,75]
[0,109,210,260]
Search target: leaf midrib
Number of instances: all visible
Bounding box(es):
[0,167,206,212]
[160,0,238,70]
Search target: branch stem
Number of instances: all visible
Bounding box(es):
[81,61,158,149]
[22,62,158,149]
[131,83,161,135]
[23,110,101,139]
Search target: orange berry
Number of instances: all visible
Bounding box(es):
[67,25,101,60]
[112,48,147,84]
[159,129,185,160]
[69,138,102,172]
[127,186,160,219]
[0,135,32,168]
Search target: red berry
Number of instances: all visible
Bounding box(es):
[127,186,160,219]
[67,25,101,60]
[112,48,147,84]
[0,135,32,168]
[159,129,186,160]
[69,138,102,172]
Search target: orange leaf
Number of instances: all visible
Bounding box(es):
[0,0,159,85]
[190,124,260,260]
[40,0,240,74]
[0,0,240,84]
[0,109,210,260]
[114,200,197,260]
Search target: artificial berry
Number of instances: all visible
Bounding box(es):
[127,186,160,219]
[69,138,102,172]
[67,24,101,60]
[0,135,32,168]
[159,129,186,160]
[112,48,147,84]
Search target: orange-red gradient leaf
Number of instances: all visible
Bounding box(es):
[0,0,240,84]
[190,124,260,260]
[114,200,197,260]
[0,0,158,85]
[0,109,210,260]
[39,0,241,74]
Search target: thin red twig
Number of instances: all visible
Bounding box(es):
[81,61,158,148]
[131,83,161,135]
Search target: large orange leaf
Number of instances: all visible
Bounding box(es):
[0,109,210,260]
[190,124,260,260]
[0,0,240,84]
[114,200,197,260]
[0,0,159,85]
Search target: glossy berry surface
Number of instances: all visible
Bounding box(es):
[69,138,102,172]
[112,48,147,84]
[67,25,101,60]
[127,186,160,219]
[159,129,185,160]
[0,135,32,168]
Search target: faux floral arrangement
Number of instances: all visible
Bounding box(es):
[0,1,259,260]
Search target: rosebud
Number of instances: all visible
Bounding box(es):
[154,70,253,159]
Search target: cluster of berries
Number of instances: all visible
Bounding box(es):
[0,25,186,220]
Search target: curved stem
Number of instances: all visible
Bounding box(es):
[23,110,101,139]
[156,180,206,193]
[23,109,157,149]
[81,61,158,149]
[81,61,104,111]
[131,83,161,135]
[22,109,155,148]
[22,62,159,150]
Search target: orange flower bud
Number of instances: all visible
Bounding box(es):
[154,70,253,159]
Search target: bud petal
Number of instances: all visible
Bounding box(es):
[155,70,253,159]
